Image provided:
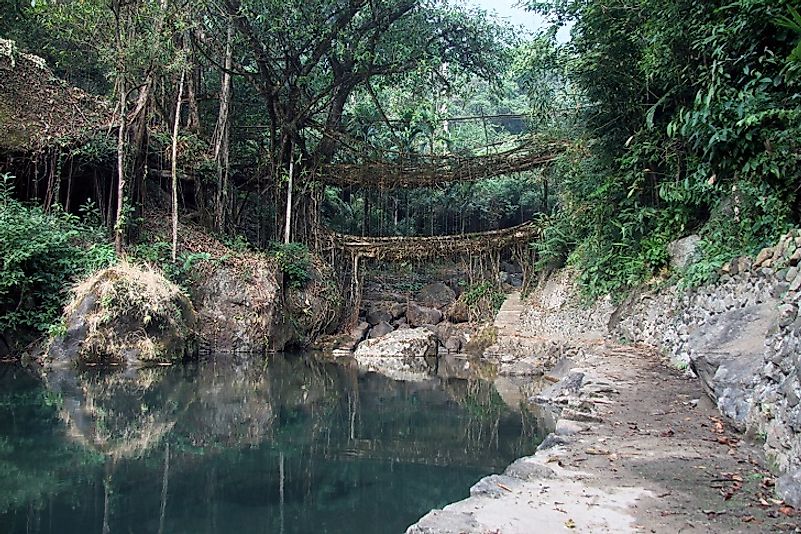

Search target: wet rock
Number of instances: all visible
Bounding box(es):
[368,321,394,339]
[504,458,556,481]
[416,282,456,309]
[407,302,443,327]
[354,327,437,381]
[405,510,482,534]
[667,235,701,270]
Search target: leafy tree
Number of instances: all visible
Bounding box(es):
[527,0,801,296]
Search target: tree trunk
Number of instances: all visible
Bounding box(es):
[213,18,234,233]
[283,155,294,244]
[115,74,127,256]
[171,69,186,262]
[186,62,201,133]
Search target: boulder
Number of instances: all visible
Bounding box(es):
[415,282,456,309]
[193,253,341,352]
[354,327,438,381]
[435,322,458,342]
[406,510,483,534]
[192,262,290,351]
[407,302,443,327]
[688,302,776,429]
[447,300,470,323]
[777,468,801,509]
[389,302,406,320]
[366,306,393,326]
[667,234,701,270]
[283,259,343,345]
[444,336,463,353]
[349,321,370,343]
[501,260,523,274]
[368,321,394,339]
[470,474,523,498]
[504,458,556,481]
[47,263,197,367]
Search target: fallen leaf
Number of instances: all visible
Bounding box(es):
[564,519,576,529]
[779,506,796,517]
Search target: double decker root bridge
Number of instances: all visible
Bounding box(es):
[299,134,565,316]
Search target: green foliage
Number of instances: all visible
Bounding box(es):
[271,242,312,290]
[463,281,505,313]
[776,6,801,62]
[527,0,801,298]
[166,252,212,288]
[130,241,210,288]
[0,174,115,334]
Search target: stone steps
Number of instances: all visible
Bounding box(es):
[494,291,526,337]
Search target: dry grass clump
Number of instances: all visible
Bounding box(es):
[63,261,197,364]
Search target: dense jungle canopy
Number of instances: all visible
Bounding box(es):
[2,0,801,336]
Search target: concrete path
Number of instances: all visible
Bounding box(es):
[493,291,526,336]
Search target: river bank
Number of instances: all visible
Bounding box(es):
[407,230,801,533]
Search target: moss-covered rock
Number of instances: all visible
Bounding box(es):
[47,262,197,367]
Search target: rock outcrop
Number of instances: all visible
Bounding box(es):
[47,262,197,367]
[192,263,290,351]
[354,327,438,381]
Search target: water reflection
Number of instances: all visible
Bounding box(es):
[1,354,549,534]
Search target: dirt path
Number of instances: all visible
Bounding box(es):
[409,300,801,533]
[545,341,799,532]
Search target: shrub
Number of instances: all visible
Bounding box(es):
[0,174,115,334]
[270,242,311,289]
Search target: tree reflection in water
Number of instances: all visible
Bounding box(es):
[1,353,549,534]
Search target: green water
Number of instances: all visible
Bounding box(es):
[0,355,545,534]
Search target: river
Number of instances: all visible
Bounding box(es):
[0,354,547,533]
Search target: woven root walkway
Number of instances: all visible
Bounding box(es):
[317,222,540,261]
[318,137,568,188]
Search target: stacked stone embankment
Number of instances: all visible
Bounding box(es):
[521,229,801,506]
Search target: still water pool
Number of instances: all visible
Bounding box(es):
[0,355,545,534]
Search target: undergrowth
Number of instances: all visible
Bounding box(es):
[270,242,311,289]
[0,174,115,335]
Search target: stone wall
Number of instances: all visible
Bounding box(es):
[521,230,801,506]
